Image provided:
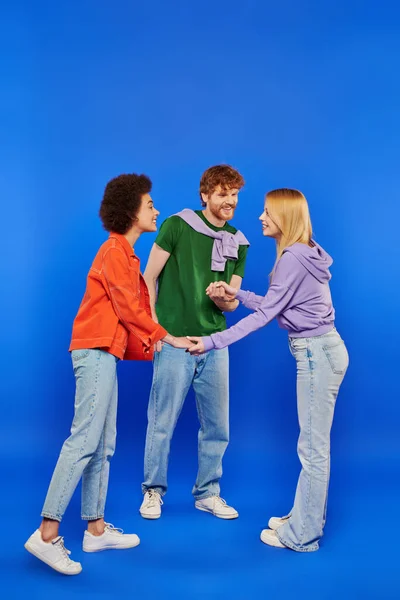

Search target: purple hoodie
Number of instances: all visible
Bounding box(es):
[202,241,335,351]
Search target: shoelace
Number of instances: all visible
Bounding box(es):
[213,496,228,507]
[53,537,73,561]
[146,490,163,508]
[104,523,124,536]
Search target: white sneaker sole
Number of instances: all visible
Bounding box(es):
[139,511,161,520]
[83,539,140,553]
[24,541,82,575]
[195,504,239,520]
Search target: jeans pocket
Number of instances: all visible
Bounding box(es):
[289,338,308,358]
[322,341,349,375]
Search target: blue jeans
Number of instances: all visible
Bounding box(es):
[42,349,118,522]
[142,344,229,499]
[277,329,349,552]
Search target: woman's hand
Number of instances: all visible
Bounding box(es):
[163,334,192,349]
[206,281,238,303]
[186,336,205,356]
[170,336,193,349]
[154,340,163,352]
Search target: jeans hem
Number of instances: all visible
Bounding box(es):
[276,530,319,553]
[193,492,219,501]
[81,515,105,521]
[41,512,62,523]
[141,486,166,497]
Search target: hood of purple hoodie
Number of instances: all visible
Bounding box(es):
[283,241,333,283]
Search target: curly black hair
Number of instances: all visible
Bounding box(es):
[99,174,152,234]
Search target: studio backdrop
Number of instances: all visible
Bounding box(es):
[1,1,399,598]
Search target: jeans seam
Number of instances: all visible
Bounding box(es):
[98,370,116,515]
[299,341,314,546]
[193,384,207,495]
[56,351,101,519]
[83,355,116,521]
[96,427,107,518]
[145,353,160,479]
[192,349,228,498]
[195,385,206,435]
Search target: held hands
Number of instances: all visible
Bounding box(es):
[206,281,238,303]
[162,333,192,350]
[183,280,237,355]
[160,281,237,355]
[186,337,205,356]
[171,336,193,350]
[166,335,205,354]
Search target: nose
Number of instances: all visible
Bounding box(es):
[154,208,160,216]
[259,213,264,220]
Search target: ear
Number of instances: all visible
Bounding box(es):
[201,193,208,205]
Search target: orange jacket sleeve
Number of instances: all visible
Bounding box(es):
[102,246,167,349]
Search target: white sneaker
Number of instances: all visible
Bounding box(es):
[140,489,163,519]
[195,496,239,519]
[24,530,82,575]
[83,523,140,552]
[260,528,287,548]
[268,515,290,530]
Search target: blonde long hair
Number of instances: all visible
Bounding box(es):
[266,188,312,275]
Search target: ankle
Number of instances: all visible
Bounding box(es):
[40,518,59,543]
[87,518,105,536]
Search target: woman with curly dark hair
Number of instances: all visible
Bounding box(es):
[25,174,191,575]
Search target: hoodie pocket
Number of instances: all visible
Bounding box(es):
[322,341,349,375]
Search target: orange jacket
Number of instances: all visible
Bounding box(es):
[69,233,167,361]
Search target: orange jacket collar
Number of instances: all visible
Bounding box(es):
[109,232,135,258]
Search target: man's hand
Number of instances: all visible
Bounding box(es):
[206,281,238,303]
[186,336,205,356]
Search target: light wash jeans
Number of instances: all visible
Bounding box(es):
[142,344,229,499]
[42,349,118,522]
[277,329,349,552]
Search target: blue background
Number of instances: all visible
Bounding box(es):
[2,0,400,598]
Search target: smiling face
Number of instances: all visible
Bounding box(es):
[199,165,244,226]
[202,185,239,224]
[135,193,160,232]
[259,201,281,239]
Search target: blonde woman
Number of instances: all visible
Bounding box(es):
[187,188,349,552]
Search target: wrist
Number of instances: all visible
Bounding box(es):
[202,336,215,352]
[163,333,174,346]
[235,289,246,303]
